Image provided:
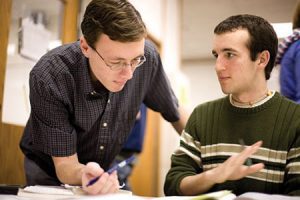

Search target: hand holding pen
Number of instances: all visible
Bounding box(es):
[86,155,135,187]
[82,155,135,195]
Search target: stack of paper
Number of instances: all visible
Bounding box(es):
[154,190,236,200]
[235,192,300,200]
[17,185,132,199]
[18,185,83,199]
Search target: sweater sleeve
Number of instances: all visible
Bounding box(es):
[164,108,203,196]
[284,117,300,195]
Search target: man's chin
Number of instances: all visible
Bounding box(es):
[220,88,230,95]
[109,86,125,93]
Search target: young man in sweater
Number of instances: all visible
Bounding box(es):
[164,14,300,196]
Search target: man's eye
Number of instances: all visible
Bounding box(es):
[132,58,140,64]
[110,61,122,66]
[226,52,234,58]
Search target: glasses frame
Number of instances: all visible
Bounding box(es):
[93,48,146,71]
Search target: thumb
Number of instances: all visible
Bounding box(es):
[83,162,104,179]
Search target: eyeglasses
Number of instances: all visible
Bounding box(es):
[93,48,146,71]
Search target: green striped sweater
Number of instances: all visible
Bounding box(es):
[164,92,300,196]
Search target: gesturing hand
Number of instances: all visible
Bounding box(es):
[211,141,264,184]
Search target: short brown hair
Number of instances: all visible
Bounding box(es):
[81,0,147,48]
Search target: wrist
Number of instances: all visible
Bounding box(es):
[204,167,220,185]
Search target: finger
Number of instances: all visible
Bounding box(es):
[108,184,119,194]
[99,172,119,194]
[246,163,264,174]
[252,140,263,148]
[110,172,120,193]
[85,172,109,195]
[95,172,111,193]
[84,162,104,178]
[244,141,262,156]
[112,171,120,190]
[82,163,104,193]
[238,141,262,164]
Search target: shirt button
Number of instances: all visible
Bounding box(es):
[99,145,104,150]
[103,122,107,127]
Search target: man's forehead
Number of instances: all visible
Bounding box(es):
[215,28,249,38]
[213,30,249,48]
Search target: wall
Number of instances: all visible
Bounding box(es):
[2,0,63,126]
[181,0,298,60]
[181,61,281,110]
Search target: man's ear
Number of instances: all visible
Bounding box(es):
[80,36,90,58]
[257,50,270,68]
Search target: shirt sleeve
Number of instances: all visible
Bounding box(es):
[28,68,77,157]
[143,41,180,122]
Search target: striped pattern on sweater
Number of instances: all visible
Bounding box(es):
[164,92,300,196]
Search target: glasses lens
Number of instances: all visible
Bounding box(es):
[110,64,123,71]
[109,56,146,71]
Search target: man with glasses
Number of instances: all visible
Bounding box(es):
[20,0,187,195]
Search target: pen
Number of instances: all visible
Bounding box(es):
[86,155,135,187]
[238,139,253,166]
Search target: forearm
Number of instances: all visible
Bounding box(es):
[180,141,264,195]
[180,169,217,195]
[171,106,190,135]
[52,155,85,185]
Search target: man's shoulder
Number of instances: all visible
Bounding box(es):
[282,94,300,106]
[191,97,227,116]
[31,42,85,80]
[194,96,227,109]
[273,92,300,117]
[144,39,159,57]
[43,41,79,56]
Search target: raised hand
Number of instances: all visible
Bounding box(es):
[211,141,264,184]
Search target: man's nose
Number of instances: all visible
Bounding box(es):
[215,57,226,72]
[120,64,134,79]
